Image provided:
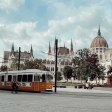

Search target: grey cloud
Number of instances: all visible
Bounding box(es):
[0,0,25,12]
[1,0,112,59]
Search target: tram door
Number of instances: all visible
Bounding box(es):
[13,75,17,81]
[40,74,46,91]
[34,75,40,91]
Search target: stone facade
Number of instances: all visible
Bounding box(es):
[3,43,34,69]
[42,39,75,77]
[90,26,112,78]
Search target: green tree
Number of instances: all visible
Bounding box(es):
[63,66,73,82]
[1,65,8,71]
[73,48,105,83]
[10,58,17,70]
[57,72,62,81]
[72,48,90,82]
[23,59,48,71]
[107,66,112,75]
[76,48,90,59]
[72,57,82,81]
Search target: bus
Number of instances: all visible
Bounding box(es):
[0,69,53,92]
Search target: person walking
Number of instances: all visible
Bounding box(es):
[85,83,89,89]
[11,81,18,94]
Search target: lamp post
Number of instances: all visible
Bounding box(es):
[54,39,58,93]
[18,47,21,70]
[40,38,58,93]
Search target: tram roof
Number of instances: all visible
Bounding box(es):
[0,69,51,75]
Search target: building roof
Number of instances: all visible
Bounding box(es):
[4,51,32,62]
[4,51,10,62]
[104,49,112,55]
[14,51,32,59]
[90,26,108,48]
[90,36,108,48]
[58,47,69,55]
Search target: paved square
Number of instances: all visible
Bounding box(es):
[0,89,112,112]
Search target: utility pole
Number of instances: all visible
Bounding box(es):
[18,47,21,70]
[54,39,58,93]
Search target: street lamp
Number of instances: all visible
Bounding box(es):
[41,38,58,93]
[18,47,21,70]
[54,38,58,93]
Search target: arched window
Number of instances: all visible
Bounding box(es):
[100,55,102,60]
[110,54,112,59]
[105,55,107,59]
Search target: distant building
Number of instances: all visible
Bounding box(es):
[90,25,112,76]
[3,43,34,69]
[43,26,112,83]
[42,39,75,77]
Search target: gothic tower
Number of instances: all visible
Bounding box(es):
[71,39,73,52]
[30,44,33,57]
[69,39,74,59]
[48,41,51,55]
[98,24,101,36]
[10,42,14,56]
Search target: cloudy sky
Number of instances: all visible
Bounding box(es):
[0,0,112,61]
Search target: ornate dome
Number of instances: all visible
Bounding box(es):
[90,26,108,48]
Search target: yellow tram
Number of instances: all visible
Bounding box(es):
[0,69,53,92]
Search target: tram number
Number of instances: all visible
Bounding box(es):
[1,82,4,86]
[6,82,11,86]
[21,82,31,87]
[1,82,11,86]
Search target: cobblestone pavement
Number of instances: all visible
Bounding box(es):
[0,89,112,112]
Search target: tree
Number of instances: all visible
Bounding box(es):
[63,66,73,82]
[72,48,91,82]
[72,57,83,81]
[57,72,62,81]
[97,65,105,83]
[76,48,90,59]
[10,58,17,70]
[1,65,8,71]
[73,48,105,83]
[23,59,48,71]
[107,66,112,75]
[46,74,53,81]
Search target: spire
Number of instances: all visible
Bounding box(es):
[71,39,73,51]
[54,36,56,53]
[98,24,101,36]
[48,41,51,54]
[30,44,33,57]
[11,42,14,52]
[64,43,65,48]
[11,42,14,55]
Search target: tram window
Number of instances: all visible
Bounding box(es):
[13,75,17,81]
[8,75,12,82]
[34,75,40,82]
[0,76,1,81]
[17,75,22,82]
[28,74,33,82]
[46,74,53,82]
[1,75,4,82]
[22,75,27,82]
[42,74,46,82]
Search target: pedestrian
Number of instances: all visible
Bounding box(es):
[11,81,18,94]
[85,83,89,89]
